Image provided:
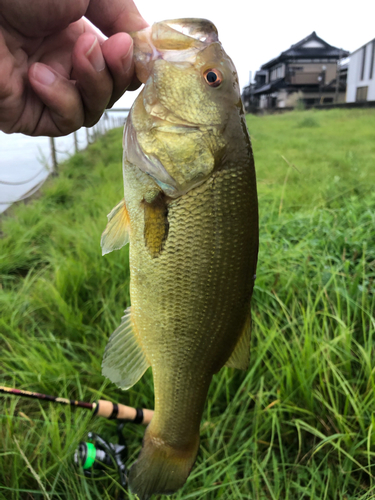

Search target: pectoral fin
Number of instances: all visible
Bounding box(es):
[144,193,169,258]
[101,199,130,256]
[102,307,150,390]
[225,312,251,371]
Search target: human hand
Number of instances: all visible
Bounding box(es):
[0,0,148,137]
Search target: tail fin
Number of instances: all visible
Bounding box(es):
[128,427,199,500]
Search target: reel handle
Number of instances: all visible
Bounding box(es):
[95,400,153,425]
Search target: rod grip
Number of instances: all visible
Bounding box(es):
[95,400,153,425]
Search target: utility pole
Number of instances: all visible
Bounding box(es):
[49,137,58,176]
[73,131,78,153]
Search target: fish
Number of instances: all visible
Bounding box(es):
[100,18,258,500]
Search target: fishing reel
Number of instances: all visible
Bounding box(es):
[74,422,128,492]
[1,385,152,497]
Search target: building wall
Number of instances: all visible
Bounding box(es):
[347,40,375,102]
[276,90,345,108]
[288,63,337,84]
[277,90,303,107]
[268,62,337,85]
[259,95,270,109]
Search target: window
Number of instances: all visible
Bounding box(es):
[270,66,282,81]
[356,86,368,102]
[323,97,333,103]
[370,40,375,79]
[361,45,366,80]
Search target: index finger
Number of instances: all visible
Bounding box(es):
[85,0,148,36]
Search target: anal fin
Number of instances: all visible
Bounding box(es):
[102,307,150,390]
[101,199,130,256]
[225,312,251,371]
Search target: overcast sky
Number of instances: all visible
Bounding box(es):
[114,0,374,109]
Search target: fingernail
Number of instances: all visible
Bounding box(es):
[33,63,56,86]
[122,40,133,73]
[86,36,105,72]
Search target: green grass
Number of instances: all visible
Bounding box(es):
[1,108,375,499]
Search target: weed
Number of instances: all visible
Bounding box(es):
[1,110,375,499]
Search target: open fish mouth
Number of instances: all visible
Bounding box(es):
[156,18,218,44]
[131,18,219,83]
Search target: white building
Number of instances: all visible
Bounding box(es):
[346,38,375,102]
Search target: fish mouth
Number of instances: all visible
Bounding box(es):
[131,18,219,83]
[155,18,218,44]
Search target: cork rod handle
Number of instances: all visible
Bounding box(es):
[96,400,153,425]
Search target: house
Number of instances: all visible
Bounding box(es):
[242,32,349,111]
[346,38,375,102]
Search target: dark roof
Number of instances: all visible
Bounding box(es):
[261,32,349,69]
[252,78,286,95]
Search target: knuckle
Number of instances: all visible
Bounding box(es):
[0,65,19,102]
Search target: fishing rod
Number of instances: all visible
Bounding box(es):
[0,385,153,423]
[1,384,154,497]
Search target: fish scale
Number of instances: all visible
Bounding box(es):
[126,156,257,441]
[100,18,258,500]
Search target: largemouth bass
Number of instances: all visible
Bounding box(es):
[101,18,258,499]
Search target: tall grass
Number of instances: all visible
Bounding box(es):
[0,109,374,499]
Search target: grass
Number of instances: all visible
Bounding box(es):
[0,108,374,499]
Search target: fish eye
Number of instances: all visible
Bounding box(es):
[203,69,223,88]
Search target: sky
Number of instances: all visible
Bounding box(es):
[114,0,374,109]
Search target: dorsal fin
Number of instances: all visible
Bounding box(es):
[101,199,130,256]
